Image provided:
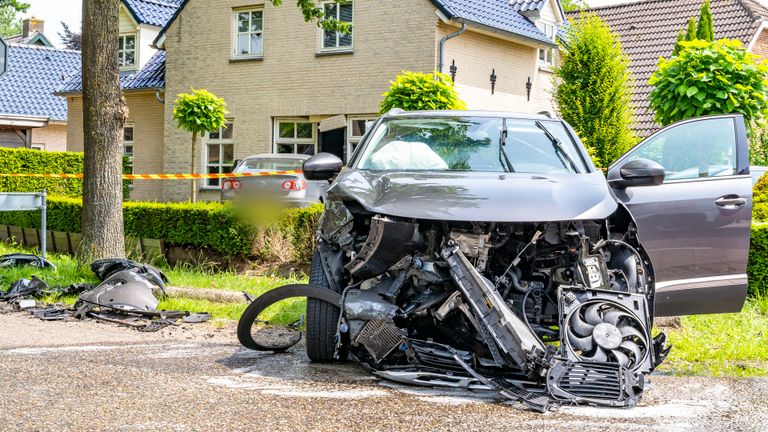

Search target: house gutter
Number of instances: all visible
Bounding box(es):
[438,23,466,74]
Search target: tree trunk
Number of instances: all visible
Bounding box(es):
[80,0,127,261]
[190,131,197,203]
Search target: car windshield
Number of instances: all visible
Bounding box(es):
[355,116,586,173]
[238,158,304,172]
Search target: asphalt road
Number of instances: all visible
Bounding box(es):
[1,311,767,432]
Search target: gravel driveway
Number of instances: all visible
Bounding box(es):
[0,312,766,432]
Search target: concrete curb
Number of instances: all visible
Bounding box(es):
[164,286,247,304]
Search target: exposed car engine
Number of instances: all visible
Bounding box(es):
[311,200,669,410]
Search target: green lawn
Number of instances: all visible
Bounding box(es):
[658,296,768,377]
[2,243,767,376]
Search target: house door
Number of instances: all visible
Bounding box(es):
[320,128,346,161]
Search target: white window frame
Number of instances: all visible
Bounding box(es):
[118,34,137,70]
[204,121,235,189]
[30,143,45,151]
[233,7,264,58]
[273,119,317,155]
[346,115,376,160]
[123,125,135,172]
[319,1,354,52]
[537,21,557,68]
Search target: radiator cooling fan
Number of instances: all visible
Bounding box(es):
[564,300,649,370]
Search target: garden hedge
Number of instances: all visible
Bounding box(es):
[748,223,768,297]
[0,148,84,197]
[0,196,323,262]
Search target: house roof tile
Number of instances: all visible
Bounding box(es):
[433,0,555,44]
[57,50,166,94]
[123,0,185,27]
[0,44,81,121]
[570,0,768,137]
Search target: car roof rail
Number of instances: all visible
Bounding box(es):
[538,110,556,118]
[385,108,406,116]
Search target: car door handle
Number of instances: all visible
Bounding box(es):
[715,195,748,208]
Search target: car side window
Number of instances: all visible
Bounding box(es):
[626,118,736,182]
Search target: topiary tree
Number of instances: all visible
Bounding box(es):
[649,39,768,127]
[696,0,714,42]
[554,13,636,168]
[173,88,228,203]
[379,71,466,114]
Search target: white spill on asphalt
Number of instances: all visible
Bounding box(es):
[559,399,729,418]
[260,388,390,399]
[4,343,197,355]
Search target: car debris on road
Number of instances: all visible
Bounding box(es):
[0,255,210,331]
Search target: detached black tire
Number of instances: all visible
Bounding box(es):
[306,249,341,362]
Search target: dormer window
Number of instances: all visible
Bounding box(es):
[537,21,556,67]
[118,34,136,68]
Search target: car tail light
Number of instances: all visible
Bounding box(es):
[281,180,306,191]
[222,180,241,191]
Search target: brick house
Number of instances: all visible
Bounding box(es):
[573,0,768,137]
[58,0,179,201]
[0,18,79,151]
[62,0,566,202]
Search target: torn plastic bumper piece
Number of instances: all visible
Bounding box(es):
[238,284,342,351]
[0,253,56,270]
[91,258,168,285]
[1,276,49,300]
[73,269,166,319]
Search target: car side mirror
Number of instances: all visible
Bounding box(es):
[608,158,665,188]
[303,152,343,181]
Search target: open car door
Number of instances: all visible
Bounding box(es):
[607,115,752,316]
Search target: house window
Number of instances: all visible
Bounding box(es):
[347,116,376,158]
[274,120,316,155]
[537,22,556,67]
[30,144,45,151]
[118,34,136,68]
[205,122,234,188]
[235,9,263,57]
[123,125,134,173]
[321,1,353,51]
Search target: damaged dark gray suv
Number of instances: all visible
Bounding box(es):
[239,110,752,410]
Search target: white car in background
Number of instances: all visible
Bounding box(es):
[221,153,327,206]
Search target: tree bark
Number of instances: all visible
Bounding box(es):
[190,132,197,203]
[80,0,127,261]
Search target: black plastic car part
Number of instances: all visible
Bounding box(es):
[546,360,644,407]
[0,253,55,269]
[237,283,342,352]
[345,216,425,280]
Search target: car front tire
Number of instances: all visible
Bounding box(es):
[306,249,341,362]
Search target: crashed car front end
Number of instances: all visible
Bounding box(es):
[307,113,671,410]
[318,190,668,410]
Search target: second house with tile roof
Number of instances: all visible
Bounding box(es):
[61,0,566,202]
[573,0,768,138]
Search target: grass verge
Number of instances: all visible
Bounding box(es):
[658,296,768,377]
